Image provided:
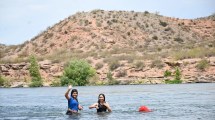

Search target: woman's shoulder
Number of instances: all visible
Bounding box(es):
[95,102,99,105]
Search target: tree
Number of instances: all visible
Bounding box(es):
[29,55,43,87]
[107,71,119,85]
[0,75,4,86]
[61,59,96,86]
[165,67,182,84]
[174,67,181,81]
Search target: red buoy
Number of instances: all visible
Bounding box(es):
[139,106,151,112]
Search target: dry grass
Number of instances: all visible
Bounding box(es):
[95,62,104,70]
[173,47,215,60]
[150,59,164,69]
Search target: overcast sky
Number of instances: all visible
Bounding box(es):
[0,0,214,45]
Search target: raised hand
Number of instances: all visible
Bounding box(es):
[68,85,72,90]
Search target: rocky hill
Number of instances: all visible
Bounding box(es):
[0,10,215,87]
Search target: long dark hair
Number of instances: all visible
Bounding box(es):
[71,89,78,102]
[98,93,105,104]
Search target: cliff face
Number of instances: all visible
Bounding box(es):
[0,10,215,87]
[1,57,215,87]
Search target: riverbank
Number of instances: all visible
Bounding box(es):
[1,57,215,88]
[0,78,214,88]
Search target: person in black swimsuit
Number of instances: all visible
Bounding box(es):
[89,93,112,112]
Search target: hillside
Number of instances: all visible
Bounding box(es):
[0,10,215,87]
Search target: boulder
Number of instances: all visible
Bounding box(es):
[11,64,20,70]
[22,64,29,70]
[164,61,181,67]
[50,66,60,73]
[40,65,51,69]
[39,60,52,69]
[11,82,24,88]
[1,65,9,72]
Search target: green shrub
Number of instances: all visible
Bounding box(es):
[145,23,149,28]
[61,59,96,86]
[116,69,127,77]
[111,19,118,23]
[95,62,103,70]
[152,35,158,40]
[174,67,181,81]
[134,61,145,70]
[50,79,61,87]
[159,20,168,27]
[144,11,149,15]
[29,55,43,87]
[150,59,164,69]
[2,78,11,87]
[107,20,112,26]
[0,75,5,86]
[96,21,102,27]
[61,76,78,86]
[196,59,209,71]
[165,79,182,84]
[107,71,119,85]
[84,20,89,26]
[174,37,184,43]
[29,80,43,87]
[164,27,172,31]
[88,75,104,85]
[164,67,182,84]
[165,68,182,84]
[109,60,120,71]
[70,36,78,42]
[164,70,172,77]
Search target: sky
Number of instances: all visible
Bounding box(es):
[0,0,215,45]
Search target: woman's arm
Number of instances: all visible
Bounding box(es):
[104,102,112,112]
[68,108,78,113]
[78,104,83,110]
[65,85,72,100]
[89,103,98,109]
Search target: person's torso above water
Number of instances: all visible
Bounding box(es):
[97,102,107,112]
[68,97,79,111]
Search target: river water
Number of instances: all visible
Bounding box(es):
[0,83,215,120]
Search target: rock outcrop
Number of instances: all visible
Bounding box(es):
[1,57,215,87]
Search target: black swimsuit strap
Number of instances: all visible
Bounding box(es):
[97,102,107,112]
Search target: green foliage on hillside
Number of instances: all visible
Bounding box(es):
[0,75,11,87]
[107,71,119,85]
[0,75,5,86]
[164,70,172,77]
[196,59,209,71]
[61,59,96,86]
[134,61,145,70]
[165,67,182,84]
[29,55,43,87]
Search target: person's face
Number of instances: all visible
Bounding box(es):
[99,95,104,102]
[72,92,78,98]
